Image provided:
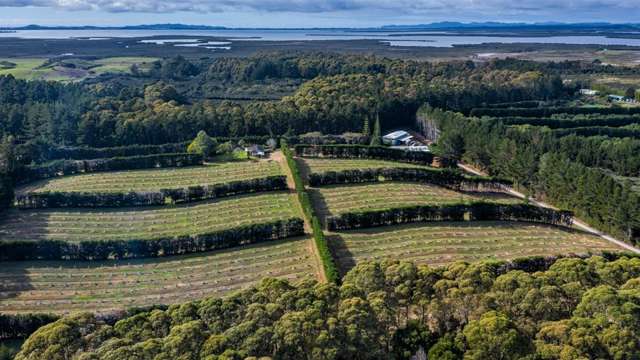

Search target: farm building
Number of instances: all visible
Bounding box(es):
[390,145,430,152]
[579,89,599,96]
[382,130,415,146]
[245,145,267,158]
[608,94,637,103]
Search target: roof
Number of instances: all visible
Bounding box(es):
[383,130,411,141]
[245,145,265,152]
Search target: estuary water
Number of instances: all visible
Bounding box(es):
[2,29,640,48]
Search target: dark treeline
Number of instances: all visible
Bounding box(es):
[492,113,640,129]
[17,153,203,184]
[0,55,564,150]
[326,202,572,231]
[308,167,511,192]
[0,314,58,340]
[470,105,640,118]
[16,175,287,209]
[16,254,640,359]
[550,125,640,139]
[424,106,640,244]
[0,218,303,261]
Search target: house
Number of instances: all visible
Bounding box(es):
[579,89,599,96]
[382,130,414,146]
[245,145,267,158]
[608,94,637,103]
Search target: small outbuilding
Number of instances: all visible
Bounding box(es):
[382,130,414,146]
[245,145,267,158]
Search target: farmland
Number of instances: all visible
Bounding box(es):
[298,158,433,175]
[19,160,282,194]
[0,56,157,81]
[311,182,520,217]
[0,192,297,242]
[0,237,317,314]
[330,221,621,274]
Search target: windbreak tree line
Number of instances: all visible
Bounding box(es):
[423,105,640,244]
[308,167,511,192]
[15,254,640,360]
[326,203,573,231]
[0,218,304,261]
[16,175,288,209]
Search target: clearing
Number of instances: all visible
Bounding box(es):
[298,158,434,175]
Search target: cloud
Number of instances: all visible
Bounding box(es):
[0,0,638,15]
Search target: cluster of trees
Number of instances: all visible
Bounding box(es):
[15,254,640,359]
[423,105,640,244]
[295,144,447,167]
[17,153,203,184]
[281,140,339,283]
[326,202,573,231]
[308,167,511,192]
[0,54,565,151]
[0,218,304,261]
[16,176,288,209]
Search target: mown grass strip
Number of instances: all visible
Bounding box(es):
[281,139,340,283]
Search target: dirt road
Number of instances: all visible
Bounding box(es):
[458,162,640,255]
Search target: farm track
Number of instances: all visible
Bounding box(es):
[458,162,640,255]
[18,160,281,194]
[0,237,317,314]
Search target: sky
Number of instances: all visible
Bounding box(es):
[0,0,639,27]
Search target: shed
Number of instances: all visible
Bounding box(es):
[382,130,413,146]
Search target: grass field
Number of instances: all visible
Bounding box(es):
[311,182,521,218]
[0,237,318,314]
[298,158,433,176]
[0,56,157,81]
[0,192,297,242]
[331,221,622,274]
[19,160,282,194]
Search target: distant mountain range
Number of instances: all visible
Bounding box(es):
[1,22,639,31]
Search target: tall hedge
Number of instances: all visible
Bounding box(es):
[470,106,640,118]
[308,167,512,192]
[281,139,340,283]
[0,218,304,261]
[294,144,456,168]
[326,202,573,231]
[493,114,640,129]
[16,176,287,209]
[18,153,203,184]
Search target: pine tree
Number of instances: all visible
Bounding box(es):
[370,114,382,146]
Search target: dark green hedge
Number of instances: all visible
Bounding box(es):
[551,126,640,139]
[493,114,640,129]
[294,144,456,168]
[326,202,573,231]
[16,176,287,209]
[470,106,640,118]
[281,139,340,283]
[308,167,512,191]
[18,153,204,184]
[0,218,304,261]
